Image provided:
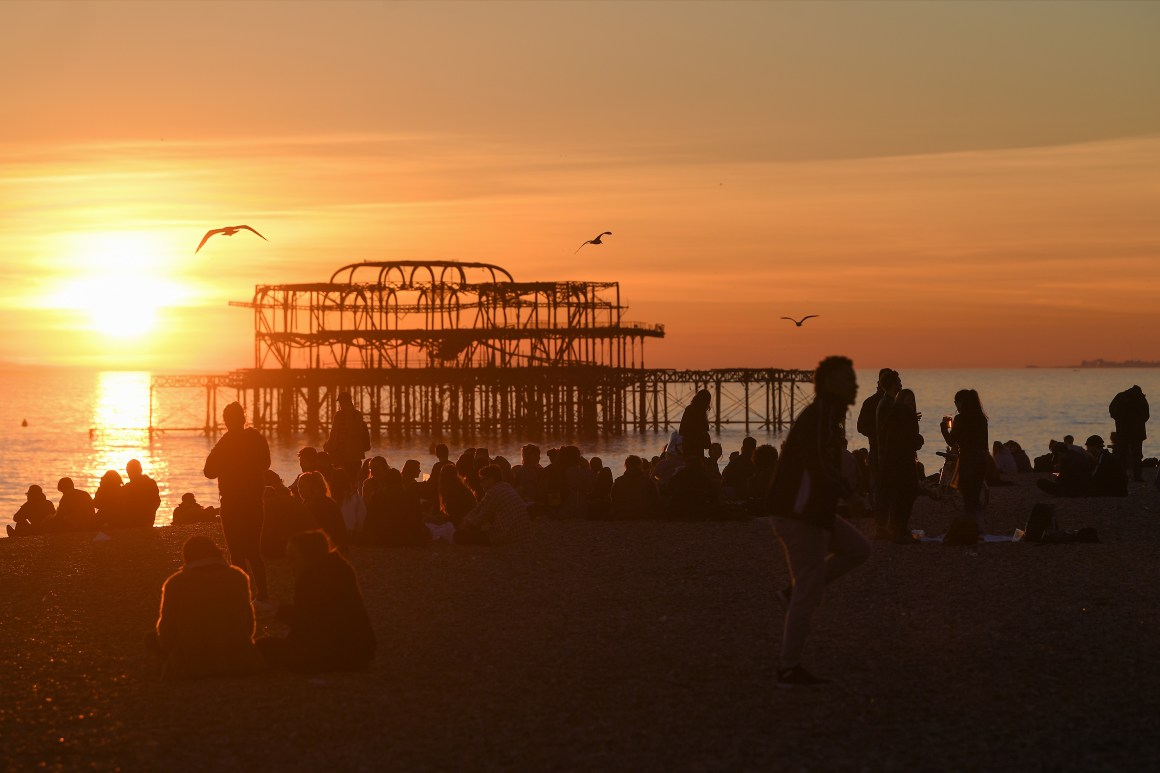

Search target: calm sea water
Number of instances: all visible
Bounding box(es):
[2,367,1154,525]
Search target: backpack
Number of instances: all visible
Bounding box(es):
[1023,503,1057,543]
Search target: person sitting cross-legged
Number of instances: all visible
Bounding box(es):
[146,536,264,680]
[454,464,531,545]
[257,530,376,673]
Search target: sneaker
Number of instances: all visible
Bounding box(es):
[776,665,829,688]
[775,584,793,608]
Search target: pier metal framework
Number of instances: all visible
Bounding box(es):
[152,261,814,439]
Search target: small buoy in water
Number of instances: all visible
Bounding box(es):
[21,419,28,427]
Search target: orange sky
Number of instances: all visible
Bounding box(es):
[2,1,1158,371]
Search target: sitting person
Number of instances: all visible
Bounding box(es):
[437,465,477,526]
[1037,440,1095,497]
[720,437,757,500]
[586,457,614,519]
[611,455,660,520]
[651,435,686,492]
[261,471,317,559]
[93,470,125,530]
[664,460,719,520]
[146,536,264,680]
[257,530,376,673]
[1005,440,1034,473]
[455,465,531,545]
[52,477,96,533]
[1086,435,1128,497]
[993,441,1018,476]
[296,471,348,553]
[7,485,55,537]
[363,468,430,547]
[121,459,161,529]
[171,492,219,525]
[746,444,780,503]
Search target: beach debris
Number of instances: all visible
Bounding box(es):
[195,225,267,254]
[781,315,819,327]
[574,231,612,254]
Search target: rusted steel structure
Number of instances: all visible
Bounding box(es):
[152,261,814,438]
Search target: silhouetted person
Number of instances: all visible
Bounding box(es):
[296,470,348,553]
[429,444,453,499]
[7,485,55,537]
[437,465,477,526]
[857,368,898,526]
[1086,434,1128,497]
[940,389,989,531]
[512,443,545,506]
[746,444,780,504]
[871,370,902,538]
[121,459,161,528]
[172,492,218,525]
[325,392,371,476]
[93,470,126,530]
[287,447,317,499]
[256,530,375,673]
[586,457,614,519]
[261,470,317,559]
[53,477,96,533]
[880,389,924,542]
[665,459,718,520]
[1110,385,1149,482]
[146,535,264,680]
[721,436,757,500]
[679,389,713,462]
[204,401,273,613]
[363,468,430,547]
[1006,440,1033,473]
[766,355,870,688]
[1037,440,1095,497]
[611,455,660,519]
[455,465,531,545]
[993,441,1018,477]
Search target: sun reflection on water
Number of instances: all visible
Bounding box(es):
[90,372,169,524]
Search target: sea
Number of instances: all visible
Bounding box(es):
[2,367,1154,526]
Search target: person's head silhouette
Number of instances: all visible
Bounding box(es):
[182,535,223,565]
[57,477,74,493]
[126,459,143,481]
[223,402,246,432]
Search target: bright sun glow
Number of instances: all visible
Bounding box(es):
[46,231,189,339]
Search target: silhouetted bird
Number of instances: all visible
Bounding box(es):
[574,232,612,254]
[781,315,819,327]
[195,225,268,254]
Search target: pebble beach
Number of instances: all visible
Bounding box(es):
[3,473,1160,771]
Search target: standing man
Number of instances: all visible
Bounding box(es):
[325,392,371,476]
[204,402,273,616]
[1109,385,1149,482]
[766,356,871,688]
[856,368,897,534]
[872,370,902,539]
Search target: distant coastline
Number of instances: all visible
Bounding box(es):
[1075,359,1160,369]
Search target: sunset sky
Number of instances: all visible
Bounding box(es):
[2,0,1158,371]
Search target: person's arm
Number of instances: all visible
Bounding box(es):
[462,489,495,528]
[155,576,179,652]
[204,437,224,480]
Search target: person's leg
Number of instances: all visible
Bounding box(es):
[241,519,269,601]
[1130,439,1144,481]
[772,516,828,669]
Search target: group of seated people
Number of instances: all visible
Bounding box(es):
[148,530,375,680]
[7,460,164,538]
[1036,434,1129,498]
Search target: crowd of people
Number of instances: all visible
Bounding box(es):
[7,379,1152,687]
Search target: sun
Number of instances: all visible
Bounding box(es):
[48,231,187,340]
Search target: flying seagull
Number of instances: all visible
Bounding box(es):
[195,225,268,254]
[781,315,819,327]
[574,231,612,254]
